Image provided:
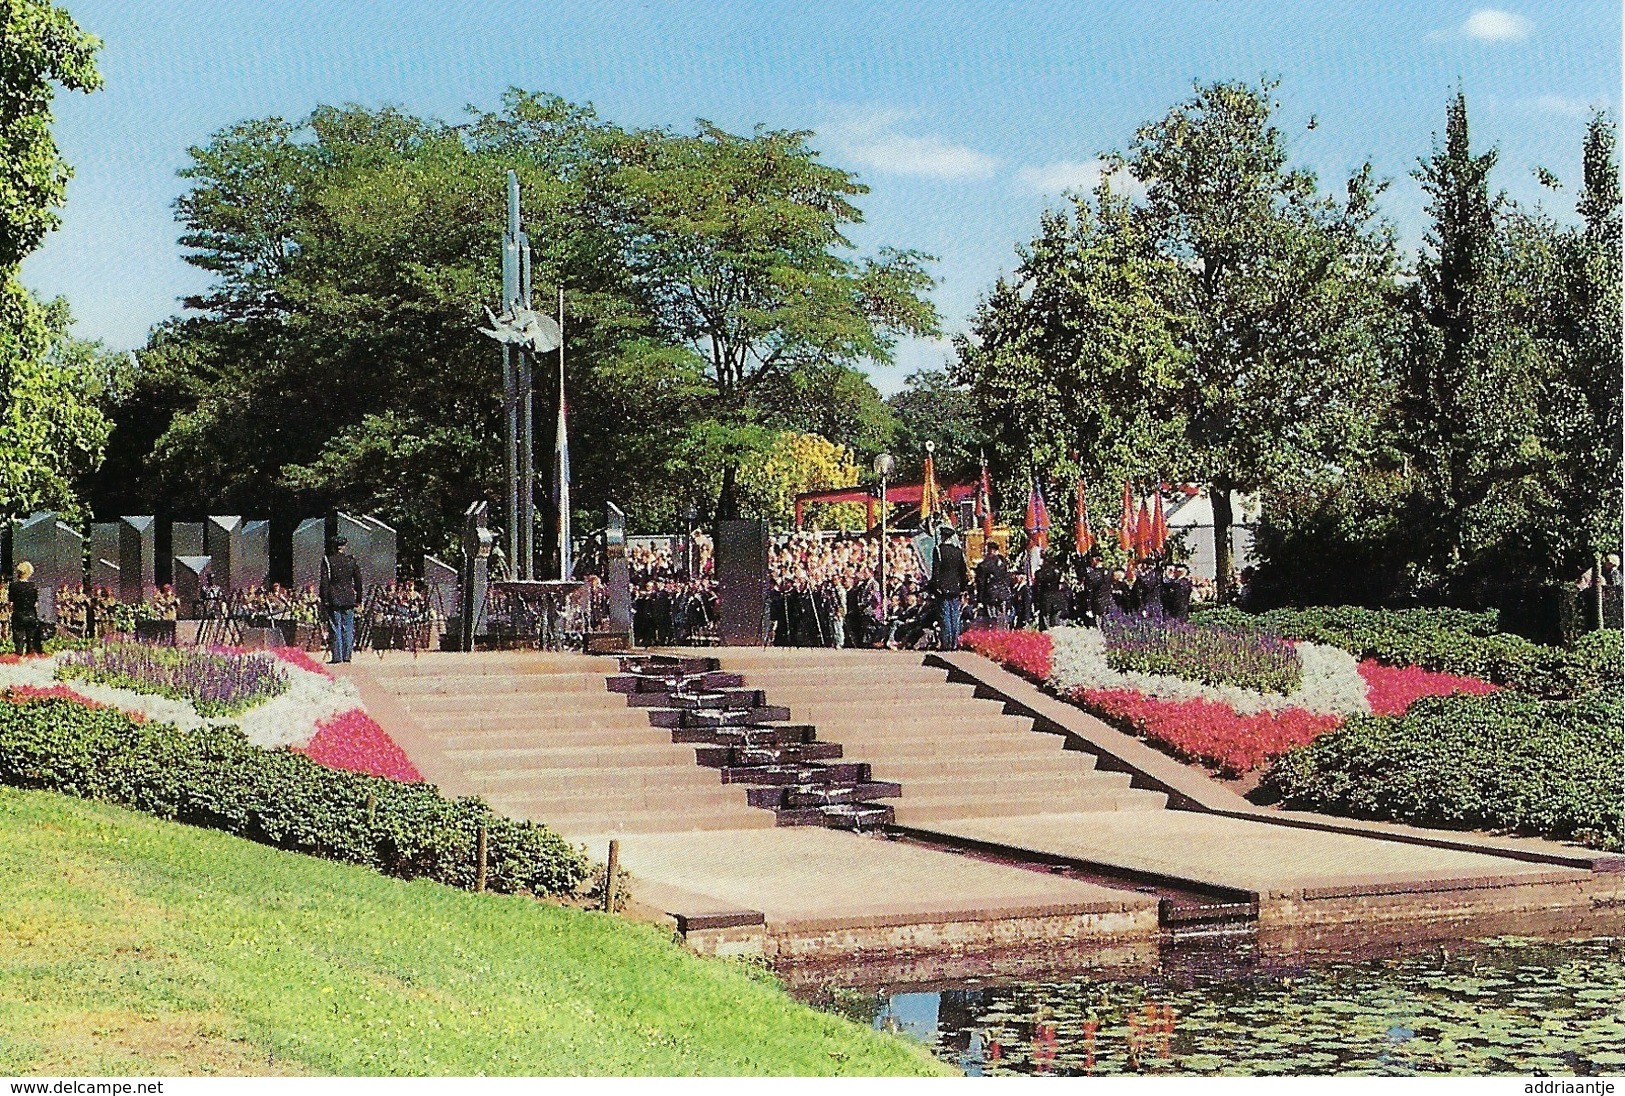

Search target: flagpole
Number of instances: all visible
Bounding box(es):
[556,285,572,581]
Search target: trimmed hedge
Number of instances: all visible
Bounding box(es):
[1260,689,1624,850]
[1194,605,1621,698]
[0,699,591,895]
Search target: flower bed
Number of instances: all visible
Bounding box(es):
[1102,615,1301,695]
[1,642,416,783]
[295,709,422,782]
[0,697,589,893]
[1081,688,1341,777]
[963,623,1500,775]
[57,642,289,716]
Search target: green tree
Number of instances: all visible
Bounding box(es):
[885,367,989,483]
[1125,80,1399,594]
[954,190,1188,523]
[611,121,939,420]
[0,0,104,521]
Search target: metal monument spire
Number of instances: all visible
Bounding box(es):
[479,170,561,581]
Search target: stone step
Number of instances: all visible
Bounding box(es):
[813,735,1069,761]
[775,703,1023,725]
[855,754,1103,781]
[386,675,614,696]
[892,768,1135,797]
[495,802,773,833]
[891,788,1168,822]
[458,743,713,771]
[444,739,678,763]
[418,713,659,734]
[403,693,636,715]
[366,656,621,678]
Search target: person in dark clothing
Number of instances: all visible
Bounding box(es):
[930,527,971,650]
[788,578,823,646]
[7,562,43,656]
[974,542,1014,627]
[320,537,365,664]
[1162,563,1194,622]
[1034,555,1067,630]
[1083,552,1114,626]
[1110,567,1135,616]
[769,582,790,646]
[1133,557,1166,621]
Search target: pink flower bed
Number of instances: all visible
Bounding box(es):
[294,708,422,782]
[1357,659,1499,716]
[3,683,149,722]
[271,647,332,679]
[962,627,1053,682]
[965,627,1500,775]
[1079,687,1341,777]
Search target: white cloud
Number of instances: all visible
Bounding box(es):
[821,110,997,181]
[1462,9,1532,42]
[1531,94,1594,118]
[1016,157,1145,200]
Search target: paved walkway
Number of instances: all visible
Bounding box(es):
[912,811,1580,899]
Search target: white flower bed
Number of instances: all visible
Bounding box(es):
[1047,625,1372,717]
[0,651,359,749]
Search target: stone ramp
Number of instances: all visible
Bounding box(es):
[339,652,773,836]
[585,826,1161,963]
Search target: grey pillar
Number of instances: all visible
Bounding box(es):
[238,520,271,591]
[173,555,213,617]
[172,521,205,560]
[291,519,326,594]
[205,516,243,593]
[606,502,632,636]
[118,517,156,603]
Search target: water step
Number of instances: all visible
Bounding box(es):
[670,724,819,746]
[746,781,902,809]
[617,655,719,676]
[646,705,791,727]
[694,742,843,768]
[606,670,744,694]
[775,803,895,829]
[719,761,871,786]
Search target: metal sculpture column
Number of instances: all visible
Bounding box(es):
[479,171,563,582]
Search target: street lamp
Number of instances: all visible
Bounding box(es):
[874,452,895,631]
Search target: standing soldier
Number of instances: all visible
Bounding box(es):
[320,536,364,664]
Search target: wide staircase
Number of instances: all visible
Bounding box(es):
[702,649,1170,826]
[358,652,773,835]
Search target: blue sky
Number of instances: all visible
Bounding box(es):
[20,1,1620,392]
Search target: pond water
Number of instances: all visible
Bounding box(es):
[817,935,1625,1076]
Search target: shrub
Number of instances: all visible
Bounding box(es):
[0,699,590,895]
[1102,616,1302,695]
[57,641,290,716]
[1260,690,1624,850]
[1194,605,1620,698]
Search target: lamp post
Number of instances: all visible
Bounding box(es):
[874,452,895,630]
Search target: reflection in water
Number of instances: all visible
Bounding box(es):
[829,936,1625,1076]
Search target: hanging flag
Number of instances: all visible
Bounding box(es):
[1151,484,1168,556]
[1134,496,1153,561]
[1024,476,1050,550]
[1074,478,1094,555]
[1118,480,1135,555]
[975,453,994,540]
[920,445,941,525]
[552,289,572,579]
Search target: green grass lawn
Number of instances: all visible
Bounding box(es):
[0,787,950,1076]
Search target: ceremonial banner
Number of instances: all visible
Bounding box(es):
[1024,478,1050,550]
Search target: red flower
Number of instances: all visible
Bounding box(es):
[1358,659,1498,716]
[961,627,1053,682]
[1077,688,1342,776]
[271,647,333,679]
[294,707,422,782]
